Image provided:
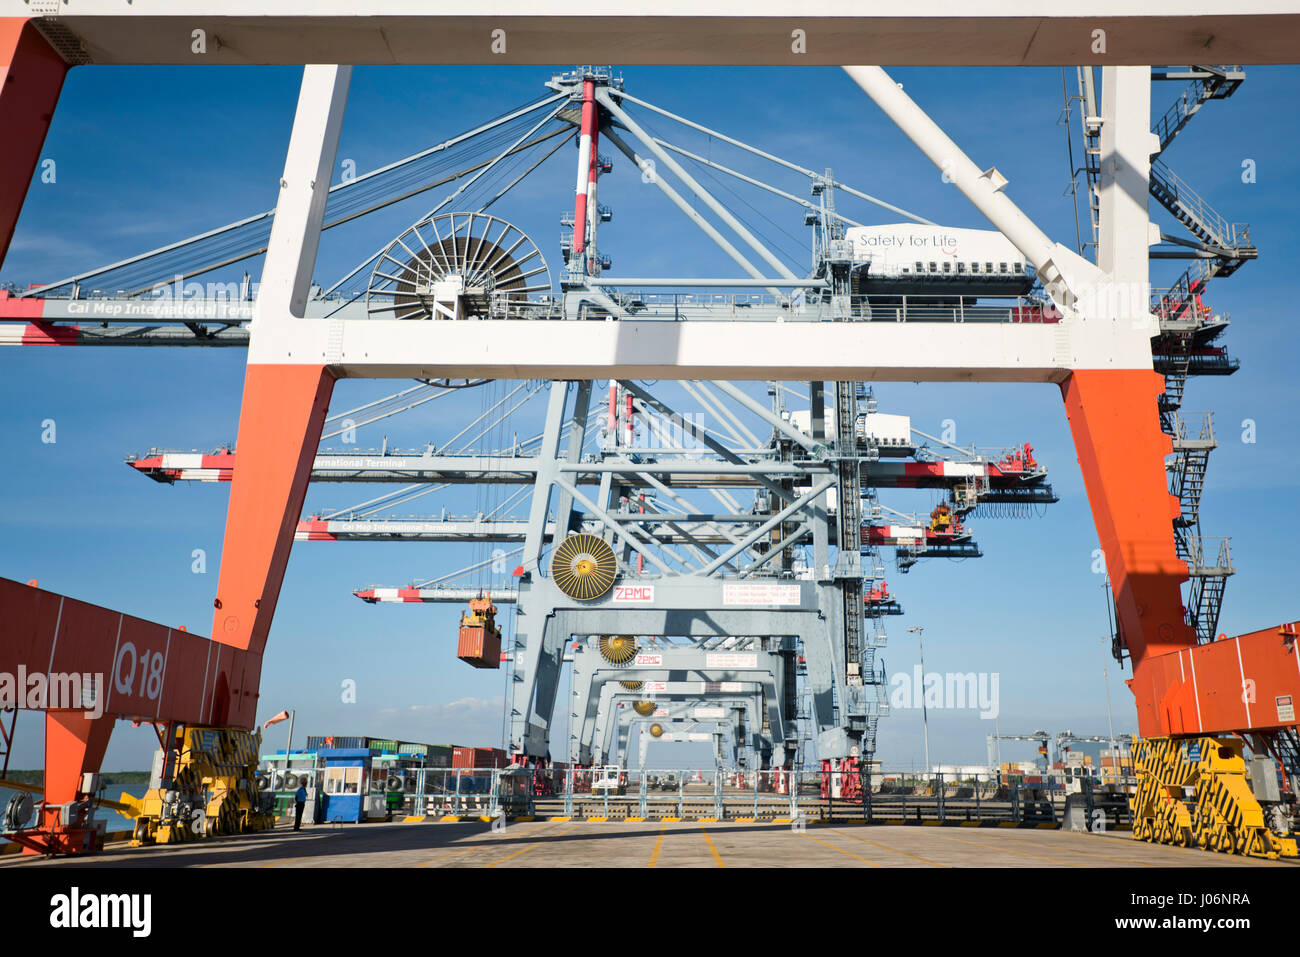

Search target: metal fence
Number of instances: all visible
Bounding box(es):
[275,765,1136,829]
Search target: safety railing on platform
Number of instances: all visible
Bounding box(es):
[573,293,1064,324]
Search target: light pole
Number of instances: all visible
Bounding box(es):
[1102,637,1117,757]
[283,709,296,780]
[907,626,930,775]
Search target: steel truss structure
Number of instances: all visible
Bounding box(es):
[3,6,1299,855]
[125,376,1051,770]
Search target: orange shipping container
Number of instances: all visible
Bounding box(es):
[452,746,507,770]
[458,619,502,668]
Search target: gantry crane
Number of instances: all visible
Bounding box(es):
[986,731,1051,774]
[1055,730,1134,767]
[2,42,1298,858]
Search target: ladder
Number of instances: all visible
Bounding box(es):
[1161,408,1233,645]
[1167,411,1216,525]
[1182,536,1234,644]
[834,379,865,686]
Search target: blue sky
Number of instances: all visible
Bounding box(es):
[2,65,1298,771]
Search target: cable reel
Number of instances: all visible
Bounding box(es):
[366,211,551,321]
[598,634,638,666]
[2,792,33,831]
[551,533,617,601]
[633,701,656,717]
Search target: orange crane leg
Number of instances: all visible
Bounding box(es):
[1060,369,1198,736]
[32,710,114,854]
[0,18,68,263]
[211,364,335,656]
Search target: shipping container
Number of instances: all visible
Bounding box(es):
[452,746,507,770]
[457,619,502,668]
[425,745,454,768]
[307,735,366,750]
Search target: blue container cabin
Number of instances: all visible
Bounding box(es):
[316,748,381,823]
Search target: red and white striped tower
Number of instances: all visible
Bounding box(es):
[608,379,619,447]
[571,73,599,272]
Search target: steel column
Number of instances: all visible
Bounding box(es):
[211,66,350,654]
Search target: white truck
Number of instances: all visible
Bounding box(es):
[589,766,626,795]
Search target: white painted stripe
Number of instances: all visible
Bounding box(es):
[156,629,172,719]
[1187,647,1203,732]
[576,134,592,194]
[209,644,222,724]
[1235,636,1251,727]
[165,453,204,468]
[199,640,213,725]
[46,596,64,679]
[203,644,217,724]
[105,614,124,713]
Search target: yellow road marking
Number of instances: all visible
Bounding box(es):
[648,825,666,868]
[699,825,725,868]
[802,832,883,867]
[485,825,578,868]
[415,845,481,868]
[829,828,948,868]
[938,831,1080,867]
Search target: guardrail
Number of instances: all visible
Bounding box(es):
[268,764,1136,827]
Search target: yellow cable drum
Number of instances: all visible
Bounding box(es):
[599,634,638,665]
[551,533,617,601]
[633,700,657,717]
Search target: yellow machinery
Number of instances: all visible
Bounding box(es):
[118,726,275,846]
[929,503,952,533]
[1130,735,1297,860]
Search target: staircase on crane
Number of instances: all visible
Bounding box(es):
[1151,66,1246,154]
[1161,410,1232,645]
[1148,159,1257,273]
[1167,411,1216,526]
[1182,536,1234,645]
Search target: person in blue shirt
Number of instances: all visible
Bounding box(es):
[294,782,308,831]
